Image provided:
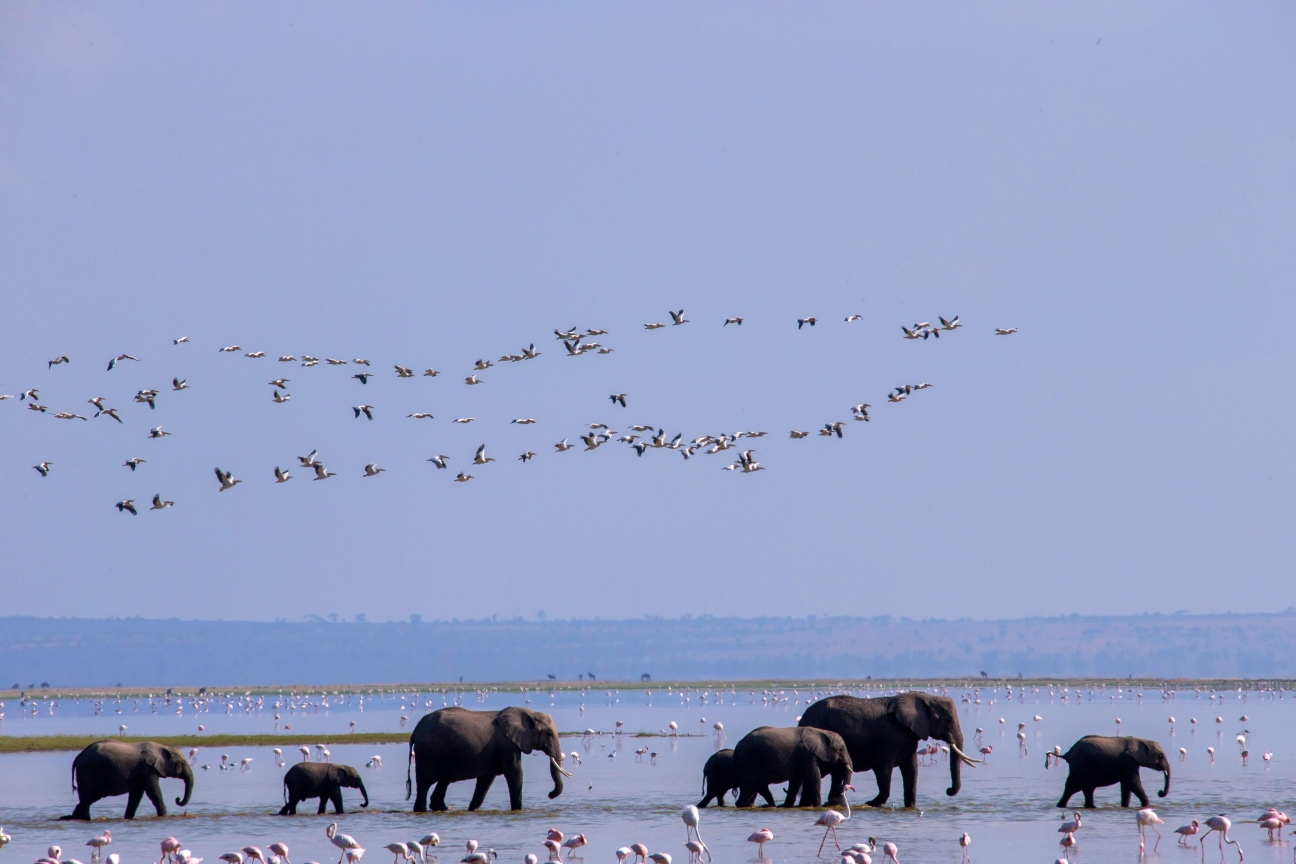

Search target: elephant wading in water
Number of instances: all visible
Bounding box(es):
[279,762,369,815]
[697,749,736,808]
[1049,736,1170,808]
[732,726,854,808]
[407,706,571,812]
[799,692,978,809]
[65,740,194,820]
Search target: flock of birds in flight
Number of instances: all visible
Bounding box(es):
[10,313,1018,513]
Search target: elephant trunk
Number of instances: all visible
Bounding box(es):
[548,755,567,800]
[356,777,370,808]
[175,763,194,807]
[1158,766,1170,798]
[945,722,971,797]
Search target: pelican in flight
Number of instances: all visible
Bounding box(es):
[278,355,296,362]
[797,317,817,328]
[669,309,689,326]
[453,417,475,424]
[298,450,320,467]
[54,412,88,420]
[465,375,482,385]
[511,418,536,424]
[150,494,174,510]
[362,463,386,477]
[269,379,289,389]
[173,336,189,344]
[427,455,450,469]
[789,430,809,439]
[555,439,573,452]
[149,426,173,438]
[395,365,415,377]
[472,445,495,465]
[214,468,242,490]
[454,472,473,482]
[218,345,241,353]
[172,378,188,391]
[940,315,961,330]
[408,412,435,419]
[845,314,863,322]
[245,351,266,358]
[519,451,537,462]
[609,394,627,407]
[643,322,665,330]
[116,500,138,515]
[33,462,53,476]
[274,467,293,483]
[353,405,374,420]
[723,317,743,326]
[313,464,336,481]
[273,391,290,403]
[352,373,371,384]
[99,407,123,423]
[48,355,69,368]
[123,458,146,471]
[995,327,1018,335]
[423,369,439,376]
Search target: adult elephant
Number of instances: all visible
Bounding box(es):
[65,740,194,820]
[1050,735,1170,808]
[732,726,853,808]
[799,692,977,808]
[696,748,736,808]
[406,706,571,812]
[279,762,369,815]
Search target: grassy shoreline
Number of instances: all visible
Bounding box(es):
[0,730,698,754]
[2,676,1288,702]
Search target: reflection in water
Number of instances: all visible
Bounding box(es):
[0,684,1292,862]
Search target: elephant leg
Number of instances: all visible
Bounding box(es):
[124,787,145,819]
[899,752,919,809]
[70,796,94,821]
[278,798,293,816]
[144,775,168,816]
[759,785,777,807]
[503,753,524,811]
[330,788,346,814]
[413,775,432,813]
[798,763,824,808]
[469,774,496,811]
[430,779,451,812]
[317,791,330,814]
[1128,774,1150,807]
[867,765,893,807]
[735,787,755,808]
[1057,776,1078,808]
[1083,787,1096,809]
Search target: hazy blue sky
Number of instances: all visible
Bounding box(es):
[1,3,1292,623]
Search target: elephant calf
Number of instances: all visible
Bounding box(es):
[1051,735,1170,809]
[66,740,195,820]
[280,762,369,815]
[697,749,736,808]
[733,726,853,808]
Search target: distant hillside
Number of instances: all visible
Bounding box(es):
[3,611,1296,688]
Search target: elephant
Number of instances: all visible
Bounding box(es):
[696,748,736,807]
[799,692,977,809]
[279,762,369,815]
[732,726,854,808]
[1050,735,1170,808]
[65,740,194,820]
[406,706,571,812]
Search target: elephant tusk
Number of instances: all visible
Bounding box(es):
[551,757,573,778]
[948,743,981,767]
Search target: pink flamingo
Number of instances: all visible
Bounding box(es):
[747,830,773,859]
[1200,816,1243,861]
[814,790,852,856]
[1174,820,1199,845]
[1136,809,1163,852]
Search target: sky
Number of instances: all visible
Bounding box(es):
[1,2,1293,624]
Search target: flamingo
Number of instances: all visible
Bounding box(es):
[747,830,773,859]
[269,844,290,864]
[526,857,538,864]
[1259,816,1283,841]
[879,843,898,864]
[243,847,265,864]
[561,836,587,859]
[1200,816,1243,861]
[814,792,852,856]
[682,805,706,845]
[327,823,362,864]
[219,856,244,864]
[467,842,480,856]
[345,852,365,864]
[546,833,564,845]
[683,843,707,864]
[86,831,111,861]
[1136,809,1163,852]
[1058,833,1076,859]
[162,839,184,864]
[461,854,495,864]
[959,833,970,863]
[629,844,648,864]
[544,841,562,862]
[647,855,671,864]
[615,849,632,864]
[1175,820,1199,845]
[1059,812,1082,835]
[384,845,410,864]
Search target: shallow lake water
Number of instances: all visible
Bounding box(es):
[0,685,1290,863]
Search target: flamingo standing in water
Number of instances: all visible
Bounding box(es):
[1059,812,1082,835]
[958,833,971,863]
[86,831,111,862]
[629,844,648,864]
[814,790,852,856]
[1200,816,1243,861]
[1174,820,1199,845]
[1136,809,1163,852]
[747,830,773,859]
[543,840,561,862]
[879,843,898,864]
[561,835,587,859]
[1058,833,1076,859]
[326,823,361,864]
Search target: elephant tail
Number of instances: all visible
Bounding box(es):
[283,775,289,805]
[405,741,414,800]
[71,760,78,792]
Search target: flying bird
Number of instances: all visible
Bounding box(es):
[669,309,689,326]
[452,417,475,424]
[298,450,319,467]
[408,413,435,419]
[123,458,146,471]
[218,346,241,353]
[362,463,386,477]
[272,391,290,403]
[269,379,290,389]
[33,462,53,476]
[274,467,292,483]
[465,375,482,385]
[844,314,863,322]
[472,445,495,465]
[172,378,188,391]
[940,315,962,330]
[518,451,537,463]
[245,351,266,358]
[214,468,242,491]
[99,408,123,423]
[353,405,374,420]
[423,369,439,377]
[643,322,665,330]
[995,327,1018,335]
[116,500,138,515]
[48,355,70,368]
[150,494,174,510]
[554,439,573,452]
[427,455,450,469]
[797,317,817,329]
[609,394,627,407]
[149,426,173,438]
[723,317,743,326]
[313,464,336,481]
[454,472,473,482]
[173,336,190,344]
[789,431,809,439]
[352,374,372,384]
[511,418,536,424]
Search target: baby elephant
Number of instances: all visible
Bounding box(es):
[697,749,736,807]
[279,762,369,815]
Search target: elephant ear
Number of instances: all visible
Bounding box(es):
[893,692,932,740]
[496,707,538,753]
[1123,737,1148,760]
[140,745,164,773]
[803,729,834,762]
